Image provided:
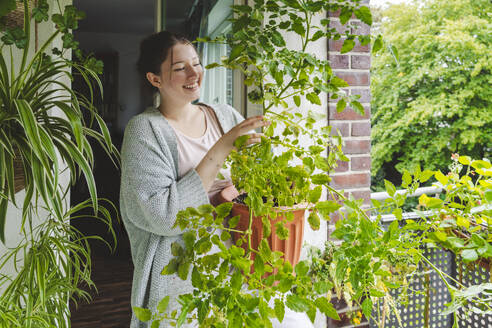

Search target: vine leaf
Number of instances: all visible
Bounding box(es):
[362,297,372,320]
[372,35,383,53]
[274,298,285,322]
[157,296,170,314]
[286,294,310,312]
[341,39,355,53]
[133,307,151,322]
[350,100,365,116]
[336,98,346,113]
[355,6,372,26]
[314,297,340,320]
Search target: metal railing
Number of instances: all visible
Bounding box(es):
[367,186,491,328]
[370,186,442,222]
[370,186,442,202]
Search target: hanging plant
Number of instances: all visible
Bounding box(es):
[0,0,119,326]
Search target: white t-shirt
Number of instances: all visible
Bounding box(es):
[170,105,232,202]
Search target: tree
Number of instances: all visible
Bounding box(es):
[371,0,492,188]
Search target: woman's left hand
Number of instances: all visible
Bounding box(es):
[220,115,270,149]
[195,116,270,192]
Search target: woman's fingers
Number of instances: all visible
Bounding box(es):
[224,116,270,149]
[244,133,265,145]
[236,116,270,134]
[236,117,268,146]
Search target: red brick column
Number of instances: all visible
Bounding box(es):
[328,1,372,218]
[326,2,372,328]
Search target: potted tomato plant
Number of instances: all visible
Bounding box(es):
[205,0,372,268]
[132,0,377,327]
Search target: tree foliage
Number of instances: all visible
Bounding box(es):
[371,0,492,188]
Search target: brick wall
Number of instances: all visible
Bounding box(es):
[328,0,372,223]
[326,2,372,327]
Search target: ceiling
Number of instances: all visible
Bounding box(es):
[75,0,197,34]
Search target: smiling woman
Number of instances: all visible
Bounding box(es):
[146,43,204,111]
[120,31,269,328]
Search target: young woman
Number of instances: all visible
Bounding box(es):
[120,31,268,327]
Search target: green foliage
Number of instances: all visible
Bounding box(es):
[205,0,371,117]
[0,0,116,242]
[371,0,492,187]
[0,0,16,21]
[418,155,492,263]
[207,0,374,245]
[134,0,488,326]
[220,0,372,240]
[143,155,491,326]
[0,1,118,326]
[138,0,381,326]
[144,201,376,327]
[308,154,491,325]
[310,207,420,324]
[133,307,152,322]
[441,283,492,317]
[371,154,492,322]
[0,199,117,327]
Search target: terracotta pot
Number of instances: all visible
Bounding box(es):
[218,185,305,267]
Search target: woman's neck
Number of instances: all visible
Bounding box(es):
[159,97,206,138]
[159,98,198,122]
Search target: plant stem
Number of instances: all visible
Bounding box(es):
[380,297,387,328]
[248,208,254,254]
[420,255,460,327]
[265,5,312,112]
[424,268,430,328]
[222,227,247,234]
[20,0,31,75]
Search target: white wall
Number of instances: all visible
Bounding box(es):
[280,13,328,328]
[271,13,328,260]
[75,31,149,134]
[0,0,72,292]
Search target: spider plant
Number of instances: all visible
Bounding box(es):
[0,0,117,241]
[0,199,116,327]
[0,0,119,326]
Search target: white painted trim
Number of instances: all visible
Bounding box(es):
[155,0,162,32]
[371,186,442,201]
[207,0,233,35]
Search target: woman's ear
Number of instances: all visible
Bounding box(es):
[146,72,161,88]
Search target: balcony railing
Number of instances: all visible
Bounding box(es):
[366,186,491,328]
[370,186,442,222]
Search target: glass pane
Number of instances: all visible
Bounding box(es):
[200,0,234,106]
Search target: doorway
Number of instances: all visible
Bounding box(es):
[69,1,155,326]
[69,0,242,326]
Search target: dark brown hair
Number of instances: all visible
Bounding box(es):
[136,31,194,79]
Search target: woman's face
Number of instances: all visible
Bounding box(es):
[154,43,203,103]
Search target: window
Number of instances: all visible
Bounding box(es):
[202,22,233,106]
[200,0,244,114]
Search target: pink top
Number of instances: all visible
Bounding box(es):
[170,105,232,203]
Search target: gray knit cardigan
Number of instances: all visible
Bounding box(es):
[120,103,243,328]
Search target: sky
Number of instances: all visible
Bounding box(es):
[370,0,410,7]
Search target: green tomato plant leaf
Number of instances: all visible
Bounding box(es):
[133,307,152,322]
